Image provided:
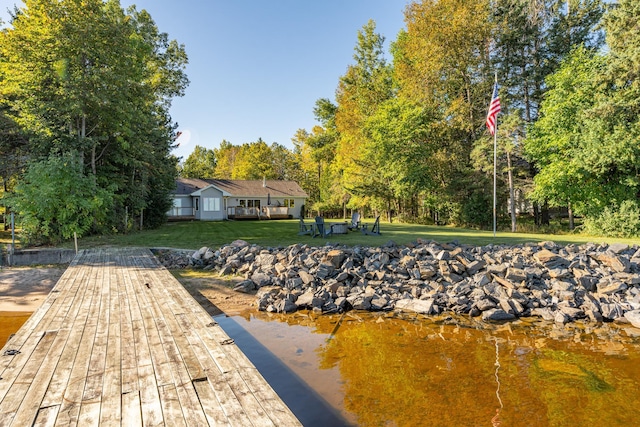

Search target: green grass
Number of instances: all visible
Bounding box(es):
[57,218,639,251]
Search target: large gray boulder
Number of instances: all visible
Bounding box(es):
[623,310,640,328]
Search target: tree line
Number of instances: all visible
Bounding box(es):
[2,0,638,244]
[0,0,188,244]
[182,0,639,237]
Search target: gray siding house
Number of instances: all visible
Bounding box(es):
[168,178,308,221]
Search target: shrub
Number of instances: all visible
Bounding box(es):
[460,192,492,229]
[6,152,114,245]
[581,200,640,238]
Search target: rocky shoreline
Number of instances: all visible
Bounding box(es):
[153,239,640,328]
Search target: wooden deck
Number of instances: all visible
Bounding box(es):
[0,248,301,426]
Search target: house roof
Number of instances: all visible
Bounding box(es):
[174,178,308,198]
[174,178,210,195]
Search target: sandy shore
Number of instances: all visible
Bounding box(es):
[0,266,66,312]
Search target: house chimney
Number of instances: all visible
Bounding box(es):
[263,176,266,187]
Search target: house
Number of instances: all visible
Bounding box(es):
[168,177,308,221]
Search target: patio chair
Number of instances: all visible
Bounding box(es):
[361,216,381,236]
[298,218,313,236]
[347,212,361,231]
[313,216,333,238]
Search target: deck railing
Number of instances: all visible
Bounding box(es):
[265,206,289,217]
[227,206,260,217]
[167,207,195,217]
[227,206,290,218]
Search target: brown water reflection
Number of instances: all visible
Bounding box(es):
[4,309,639,426]
[228,310,640,427]
[0,312,31,348]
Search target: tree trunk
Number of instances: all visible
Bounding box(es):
[522,48,532,123]
[464,74,476,140]
[568,201,574,230]
[507,151,517,232]
[542,202,550,226]
[79,114,98,176]
[91,144,97,176]
[3,179,7,231]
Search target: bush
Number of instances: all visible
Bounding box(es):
[6,152,114,245]
[460,192,492,229]
[581,200,640,238]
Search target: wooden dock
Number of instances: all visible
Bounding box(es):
[0,248,301,426]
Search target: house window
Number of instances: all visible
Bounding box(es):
[289,199,295,208]
[195,197,199,211]
[239,199,246,208]
[203,197,221,212]
[244,200,260,209]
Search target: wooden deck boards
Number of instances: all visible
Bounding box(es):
[0,248,301,426]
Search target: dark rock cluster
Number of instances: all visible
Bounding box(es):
[153,239,640,327]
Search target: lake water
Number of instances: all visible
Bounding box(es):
[3,310,639,426]
[0,312,31,348]
[217,310,640,427]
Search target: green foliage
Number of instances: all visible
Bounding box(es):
[7,152,113,245]
[334,20,393,214]
[291,99,341,214]
[144,154,179,229]
[365,98,436,193]
[0,0,188,240]
[581,200,640,238]
[232,139,275,180]
[460,191,493,229]
[4,0,632,241]
[525,26,640,219]
[207,139,299,181]
[604,0,640,81]
[180,145,216,178]
[420,193,459,226]
[270,142,297,180]
[213,140,239,178]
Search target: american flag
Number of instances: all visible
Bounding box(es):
[486,82,501,136]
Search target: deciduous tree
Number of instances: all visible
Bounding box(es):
[7,151,113,244]
[0,0,188,238]
[334,20,394,217]
[180,145,216,178]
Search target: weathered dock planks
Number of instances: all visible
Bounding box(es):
[0,248,301,426]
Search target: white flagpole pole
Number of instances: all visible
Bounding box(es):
[493,72,498,238]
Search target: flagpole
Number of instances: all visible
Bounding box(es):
[493,72,498,238]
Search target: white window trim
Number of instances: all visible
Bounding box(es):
[203,197,221,212]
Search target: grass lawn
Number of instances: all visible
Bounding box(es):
[56,218,639,251]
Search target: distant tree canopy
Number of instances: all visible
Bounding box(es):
[180,139,300,182]
[180,145,217,178]
[0,0,188,243]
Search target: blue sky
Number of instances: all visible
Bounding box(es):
[0,0,408,160]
